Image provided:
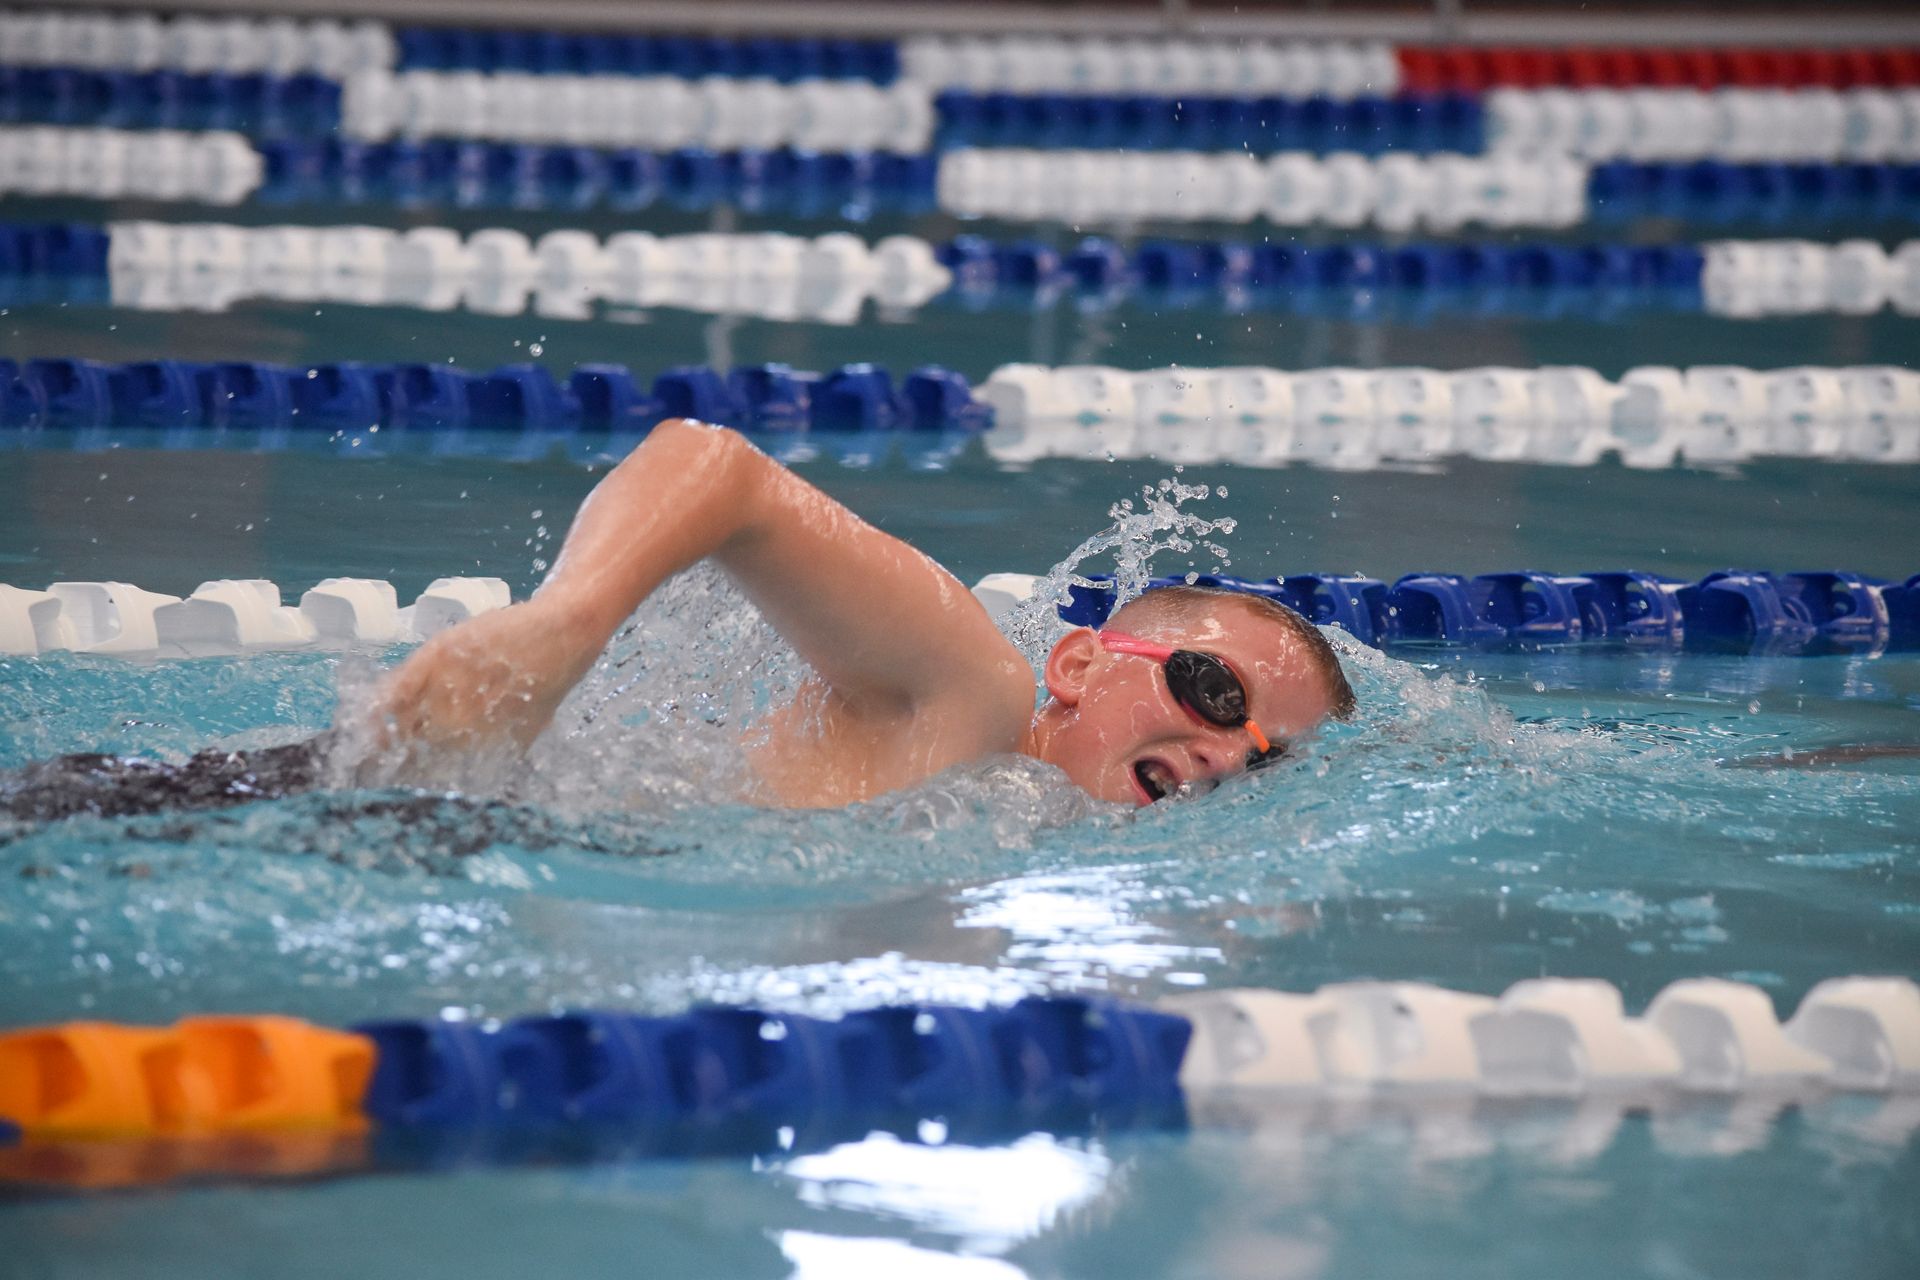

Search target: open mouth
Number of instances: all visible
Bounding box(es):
[1132,758,1180,804]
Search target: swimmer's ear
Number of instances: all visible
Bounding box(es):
[1042,627,1100,707]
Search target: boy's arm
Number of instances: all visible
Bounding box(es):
[371,419,1026,755]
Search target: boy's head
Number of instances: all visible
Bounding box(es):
[1033,586,1354,805]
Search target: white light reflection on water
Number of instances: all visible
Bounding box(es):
[776,1131,1113,1259]
[779,1232,1030,1279]
[956,868,1224,985]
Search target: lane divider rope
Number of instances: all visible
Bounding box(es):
[0,125,260,203]
[926,86,1920,164]
[392,26,899,82]
[7,12,1916,97]
[1396,43,1920,93]
[899,34,1398,98]
[3,64,345,138]
[909,36,1920,96]
[939,149,1920,230]
[971,568,1920,655]
[7,125,1915,228]
[93,222,950,321]
[0,576,510,658]
[938,233,1917,318]
[977,363,1920,467]
[19,62,1917,166]
[0,10,393,77]
[340,71,935,154]
[0,124,936,215]
[10,220,1920,321]
[1,977,1913,1148]
[0,357,991,440]
[1483,86,1920,163]
[6,562,1918,658]
[394,32,1920,96]
[938,147,1587,228]
[5,356,1916,472]
[5,356,1915,470]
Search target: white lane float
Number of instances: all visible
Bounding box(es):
[101,221,948,323]
[1169,975,1920,1100]
[978,362,1920,468]
[936,149,1591,229]
[0,576,510,657]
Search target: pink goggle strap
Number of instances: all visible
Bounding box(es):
[1097,630,1176,661]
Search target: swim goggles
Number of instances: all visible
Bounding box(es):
[1098,631,1275,760]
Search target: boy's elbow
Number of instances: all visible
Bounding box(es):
[633,418,761,475]
[655,417,749,447]
[654,415,734,440]
[642,418,776,534]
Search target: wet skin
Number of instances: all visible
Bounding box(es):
[1022,602,1340,806]
[359,421,1340,809]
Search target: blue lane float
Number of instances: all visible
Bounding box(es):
[1589,159,1920,227]
[938,234,1707,317]
[0,357,994,435]
[0,222,109,274]
[0,65,344,137]
[355,997,1188,1130]
[5,974,1916,1192]
[1057,569,1920,654]
[932,90,1486,155]
[252,138,939,215]
[391,28,900,82]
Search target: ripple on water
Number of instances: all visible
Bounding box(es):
[1,482,1917,1025]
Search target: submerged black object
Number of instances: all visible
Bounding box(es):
[0,739,325,823]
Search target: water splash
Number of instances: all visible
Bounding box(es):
[1003,475,1237,668]
[526,566,807,815]
[331,474,1240,826]
[300,465,1247,818]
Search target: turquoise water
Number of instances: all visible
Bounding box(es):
[4,585,1917,1028]
[5,444,1917,599]
[4,251,1920,1276]
[2,449,1918,1277]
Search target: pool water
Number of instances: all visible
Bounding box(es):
[4,233,1920,1275]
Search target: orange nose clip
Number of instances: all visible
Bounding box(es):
[1245,720,1271,754]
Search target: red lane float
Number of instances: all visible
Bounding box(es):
[1397,45,1920,93]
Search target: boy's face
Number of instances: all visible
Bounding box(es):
[1040,603,1338,806]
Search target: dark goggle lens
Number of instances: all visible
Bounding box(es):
[1163,650,1247,727]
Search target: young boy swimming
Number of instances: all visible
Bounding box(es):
[373,418,1354,807]
[3,420,1353,820]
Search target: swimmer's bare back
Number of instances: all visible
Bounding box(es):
[0,740,325,823]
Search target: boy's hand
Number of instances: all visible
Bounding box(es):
[368,597,598,763]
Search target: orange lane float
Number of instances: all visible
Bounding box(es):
[0,1017,374,1139]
